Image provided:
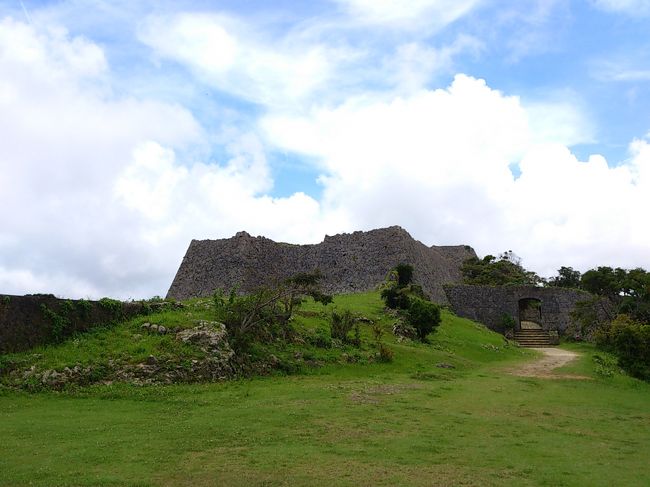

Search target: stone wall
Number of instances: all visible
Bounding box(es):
[444,284,591,335]
[167,226,477,304]
[0,294,146,353]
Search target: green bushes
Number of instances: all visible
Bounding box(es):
[329,309,357,342]
[40,304,71,342]
[596,315,650,380]
[380,264,441,341]
[213,271,332,350]
[406,298,441,341]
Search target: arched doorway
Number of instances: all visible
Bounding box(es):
[518,298,542,330]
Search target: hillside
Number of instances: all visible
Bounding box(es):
[1,292,649,486]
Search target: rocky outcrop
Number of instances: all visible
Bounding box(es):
[167,226,476,304]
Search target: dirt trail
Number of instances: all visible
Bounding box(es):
[509,348,591,380]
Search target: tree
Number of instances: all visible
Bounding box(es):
[581,267,625,299]
[380,263,424,309]
[461,251,542,286]
[548,266,582,288]
[213,271,332,349]
[406,297,441,341]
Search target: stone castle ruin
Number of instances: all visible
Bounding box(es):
[167,226,477,303]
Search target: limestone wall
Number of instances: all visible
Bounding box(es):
[444,284,591,334]
[0,294,146,353]
[167,226,476,304]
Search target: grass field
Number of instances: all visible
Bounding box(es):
[1,292,649,486]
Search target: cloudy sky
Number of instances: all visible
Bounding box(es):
[1,0,649,299]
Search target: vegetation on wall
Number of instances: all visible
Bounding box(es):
[461,251,542,286]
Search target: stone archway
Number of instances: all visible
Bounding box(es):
[518,298,542,330]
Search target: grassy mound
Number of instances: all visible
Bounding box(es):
[0,292,527,390]
[1,292,648,486]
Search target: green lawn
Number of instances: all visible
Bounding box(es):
[1,292,649,486]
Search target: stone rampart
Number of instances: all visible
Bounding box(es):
[167,226,476,304]
[0,294,146,353]
[444,284,591,334]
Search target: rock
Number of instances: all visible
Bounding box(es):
[436,362,455,369]
[393,321,417,341]
[146,355,158,365]
[176,321,232,356]
[141,323,151,331]
[149,324,159,333]
[158,325,167,335]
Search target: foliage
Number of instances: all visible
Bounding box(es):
[547,266,582,288]
[461,251,542,286]
[213,271,332,349]
[596,314,650,380]
[500,313,516,330]
[98,297,124,320]
[568,296,615,341]
[371,322,393,362]
[40,304,71,342]
[380,263,424,310]
[329,309,356,343]
[76,299,93,319]
[406,297,441,341]
[395,263,414,287]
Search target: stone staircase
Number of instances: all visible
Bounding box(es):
[513,329,553,348]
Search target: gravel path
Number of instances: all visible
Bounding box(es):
[509,348,591,380]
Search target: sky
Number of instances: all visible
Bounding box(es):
[1,0,649,299]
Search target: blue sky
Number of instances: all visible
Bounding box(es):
[1,0,649,298]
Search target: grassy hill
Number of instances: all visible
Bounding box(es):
[1,292,649,486]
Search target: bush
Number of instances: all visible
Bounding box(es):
[330,309,356,343]
[596,314,650,380]
[406,298,441,341]
[309,327,332,348]
[377,343,394,363]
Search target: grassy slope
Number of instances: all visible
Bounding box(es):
[1,292,649,487]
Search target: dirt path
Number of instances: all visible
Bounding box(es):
[509,348,591,380]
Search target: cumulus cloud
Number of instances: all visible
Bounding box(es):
[2,4,649,301]
[262,74,649,276]
[0,17,327,298]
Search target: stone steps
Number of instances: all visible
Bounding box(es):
[513,329,553,348]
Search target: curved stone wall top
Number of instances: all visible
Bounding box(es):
[166,226,476,303]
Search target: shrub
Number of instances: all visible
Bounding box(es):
[330,309,356,342]
[377,343,394,363]
[99,298,123,320]
[41,304,71,342]
[406,298,441,341]
[596,314,650,380]
[310,327,332,348]
[395,263,414,287]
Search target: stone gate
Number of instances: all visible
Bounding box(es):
[444,284,591,335]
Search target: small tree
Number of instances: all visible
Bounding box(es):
[381,263,424,309]
[330,309,356,343]
[406,297,441,341]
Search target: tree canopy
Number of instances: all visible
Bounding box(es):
[461,251,542,286]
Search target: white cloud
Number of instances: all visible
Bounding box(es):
[0,17,330,298]
[263,74,649,277]
[138,13,346,109]
[591,0,650,15]
[333,0,483,29]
